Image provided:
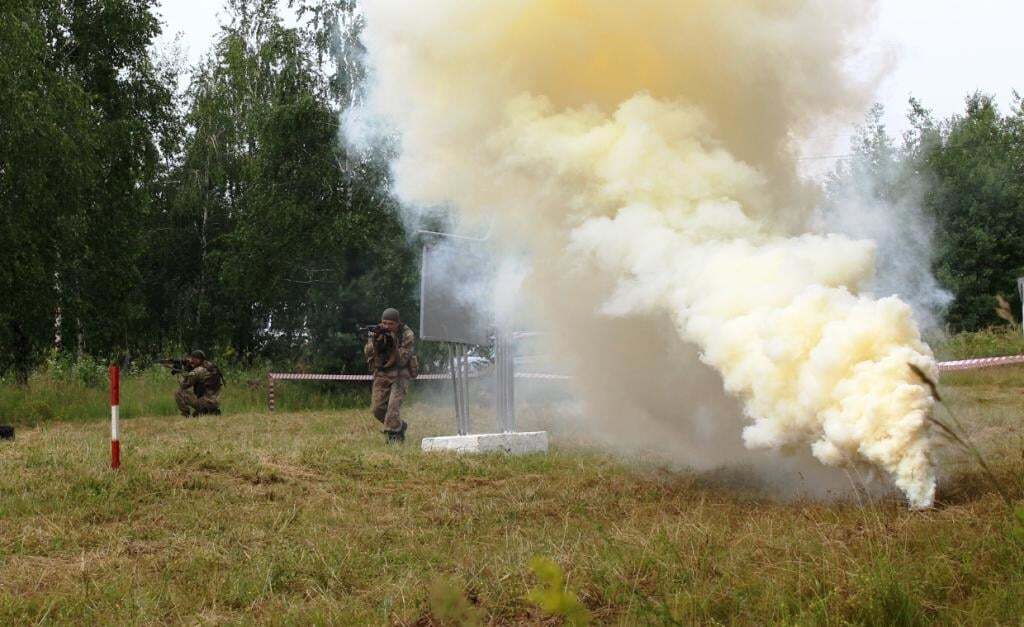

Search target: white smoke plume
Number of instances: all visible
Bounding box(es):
[814,107,953,331]
[354,0,939,508]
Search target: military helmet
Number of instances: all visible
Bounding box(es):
[381,308,400,322]
[189,349,207,360]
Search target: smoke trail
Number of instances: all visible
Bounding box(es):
[354,0,938,508]
[815,112,954,330]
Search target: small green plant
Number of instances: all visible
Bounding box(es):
[44,352,108,388]
[427,578,484,626]
[526,557,591,626]
[71,358,107,388]
[26,400,54,423]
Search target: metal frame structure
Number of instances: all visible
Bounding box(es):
[418,227,497,436]
[448,342,472,435]
[495,329,516,433]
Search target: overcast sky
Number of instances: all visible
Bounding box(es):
[155,1,1023,165]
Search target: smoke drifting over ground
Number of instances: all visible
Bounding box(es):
[353,0,939,508]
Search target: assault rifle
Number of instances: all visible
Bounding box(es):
[358,324,389,336]
[157,357,190,375]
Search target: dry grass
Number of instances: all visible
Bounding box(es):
[0,378,1022,624]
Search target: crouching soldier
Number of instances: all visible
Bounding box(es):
[174,350,224,417]
[365,308,417,443]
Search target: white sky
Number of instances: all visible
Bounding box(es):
[871,1,1022,133]
[155,1,1024,169]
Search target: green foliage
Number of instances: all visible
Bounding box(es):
[0,0,421,377]
[914,94,1024,331]
[526,557,591,626]
[826,96,1024,334]
[0,367,368,427]
[932,326,1024,361]
[141,0,418,371]
[0,0,177,380]
[1013,507,1024,547]
[851,562,927,627]
[0,386,1022,624]
[7,0,1024,377]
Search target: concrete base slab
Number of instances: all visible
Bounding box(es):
[421,431,549,455]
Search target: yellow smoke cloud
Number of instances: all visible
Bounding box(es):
[358,0,938,508]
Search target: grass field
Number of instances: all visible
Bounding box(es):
[1,368,1023,624]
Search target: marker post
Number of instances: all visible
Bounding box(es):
[110,364,121,470]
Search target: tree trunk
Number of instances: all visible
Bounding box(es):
[10,321,31,386]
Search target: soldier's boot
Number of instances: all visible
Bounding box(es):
[384,421,408,444]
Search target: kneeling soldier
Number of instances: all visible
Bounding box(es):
[174,350,224,417]
[365,308,416,443]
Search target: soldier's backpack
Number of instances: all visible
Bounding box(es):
[195,362,225,397]
[206,363,225,393]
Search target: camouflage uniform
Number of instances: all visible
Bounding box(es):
[365,324,416,432]
[174,361,223,416]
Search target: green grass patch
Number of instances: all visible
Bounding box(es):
[931,326,1024,361]
[0,367,374,428]
[0,387,1022,624]
[1,336,1023,622]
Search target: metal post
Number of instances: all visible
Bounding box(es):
[459,344,470,435]
[110,364,121,470]
[450,343,472,436]
[494,329,516,433]
[495,333,506,432]
[449,343,461,434]
[268,375,276,412]
[499,331,509,432]
[1018,278,1024,335]
[506,332,516,432]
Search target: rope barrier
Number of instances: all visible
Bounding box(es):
[936,354,1024,372]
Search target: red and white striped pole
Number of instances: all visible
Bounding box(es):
[110,364,121,470]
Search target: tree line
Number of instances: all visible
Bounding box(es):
[824,96,1024,333]
[2,0,1023,382]
[1,0,419,382]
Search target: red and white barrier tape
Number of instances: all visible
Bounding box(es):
[266,370,571,411]
[513,372,573,380]
[268,372,472,382]
[265,355,1024,411]
[267,371,572,382]
[269,354,1024,383]
[936,354,1024,372]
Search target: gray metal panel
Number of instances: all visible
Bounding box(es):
[419,243,493,346]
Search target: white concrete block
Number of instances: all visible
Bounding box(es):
[421,431,549,455]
